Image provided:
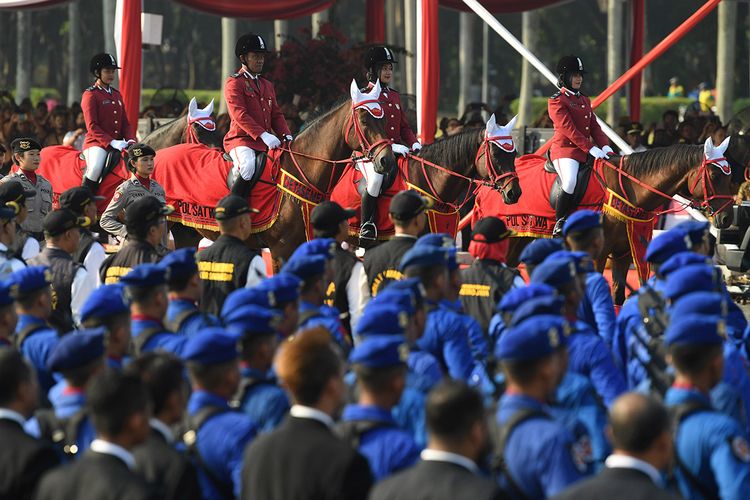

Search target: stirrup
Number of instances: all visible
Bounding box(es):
[359,221,377,242]
[552,218,566,238]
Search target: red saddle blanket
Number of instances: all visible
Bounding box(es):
[152,143,282,232]
[330,157,461,238]
[38,145,129,213]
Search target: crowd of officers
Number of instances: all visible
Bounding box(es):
[1,128,750,499]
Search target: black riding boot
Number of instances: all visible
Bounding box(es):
[82,177,100,194]
[230,177,257,200]
[553,191,575,237]
[359,192,378,244]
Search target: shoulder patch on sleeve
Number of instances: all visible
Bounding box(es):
[730,436,750,463]
[112,191,122,202]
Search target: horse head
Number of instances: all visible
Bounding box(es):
[481,114,521,204]
[187,97,222,148]
[348,79,396,175]
[688,136,734,228]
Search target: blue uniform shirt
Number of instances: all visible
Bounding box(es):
[187,390,258,500]
[298,301,348,350]
[131,316,188,357]
[578,272,616,348]
[567,321,627,407]
[166,298,220,338]
[341,404,421,480]
[417,301,477,380]
[497,394,591,498]
[16,314,60,396]
[666,386,750,499]
[392,350,442,449]
[237,366,289,433]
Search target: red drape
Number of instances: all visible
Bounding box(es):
[171,0,334,19]
[0,0,67,7]
[366,0,385,44]
[629,0,645,122]
[438,0,568,12]
[117,0,141,129]
[420,0,439,144]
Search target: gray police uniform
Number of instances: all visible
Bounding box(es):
[0,171,53,239]
[100,175,167,240]
[0,242,25,279]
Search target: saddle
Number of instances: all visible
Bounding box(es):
[225,151,268,189]
[545,155,594,211]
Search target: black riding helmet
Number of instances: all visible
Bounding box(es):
[365,46,398,83]
[90,53,120,78]
[235,33,270,60]
[556,55,585,90]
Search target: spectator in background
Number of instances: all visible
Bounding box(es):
[667,77,684,98]
[63,111,86,151]
[622,122,647,153]
[677,121,699,144]
[445,118,464,136]
[698,82,715,114]
[43,109,70,147]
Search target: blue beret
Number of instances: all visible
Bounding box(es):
[120,263,168,288]
[530,256,577,289]
[510,295,565,326]
[0,280,14,307]
[385,278,425,308]
[80,284,129,322]
[658,251,711,278]
[562,210,602,236]
[159,248,198,279]
[47,328,106,372]
[225,305,282,336]
[8,266,52,297]
[497,284,556,314]
[282,254,328,280]
[673,220,710,246]
[222,288,276,320]
[357,303,410,337]
[371,288,418,315]
[183,327,239,365]
[255,273,302,304]
[349,335,409,368]
[547,250,594,274]
[646,230,691,264]
[663,264,720,301]
[669,292,727,319]
[519,238,564,266]
[497,315,569,361]
[399,245,449,271]
[664,314,725,347]
[290,238,336,261]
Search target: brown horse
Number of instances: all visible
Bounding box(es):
[506,137,736,304]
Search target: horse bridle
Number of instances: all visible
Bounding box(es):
[475,134,519,192]
[343,99,393,163]
[687,157,734,216]
[185,115,216,144]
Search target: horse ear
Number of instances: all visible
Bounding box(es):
[505,115,518,130]
[718,135,731,154]
[372,79,382,98]
[486,114,497,132]
[350,79,360,103]
[204,99,214,116]
[188,97,198,119]
[704,136,715,156]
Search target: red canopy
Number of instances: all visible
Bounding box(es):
[439,0,570,12]
[171,0,335,19]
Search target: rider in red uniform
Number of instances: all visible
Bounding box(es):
[359,46,420,242]
[224,33,291,200]
[548,55,612,236]
[81,53,136,194]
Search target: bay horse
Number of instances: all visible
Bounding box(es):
[504,137,736,304]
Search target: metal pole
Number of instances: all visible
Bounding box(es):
[716,0,737,122]
[606,0,623,125]
[220,17,237,115]
[457,12,474,116]
[67,0,82,105]
[518,10,537,127]
[481,22,489,105]
[274,20,288,52]
[312,9,329,38]
[15,11,31,102]
[102,0,117,86]
[404,0,416,95]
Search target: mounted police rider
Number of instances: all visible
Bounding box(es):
[81,53,136,194]
[548,55,612,237]
[224,33,291,200]
[359,46,420,243]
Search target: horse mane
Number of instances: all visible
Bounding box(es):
[415,128,483,166]
[298,97,350,138]
[621,143,703,178]
[140,115,184,144]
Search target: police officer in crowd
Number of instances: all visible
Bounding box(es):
[241,327,374,500]
[29,209,96,332]
[0,180,40,261]
[225,304,289,432]
[360,189,432,302]
[126,353,202,500]
[0,201,24,278]
[518,237,564,276]
[81,53,136,194]
[160,248,219,338]
[58,186,106,272]
[338,335,421,480]
[253,273,302,337]
[459,216,523,335]
[311,201,363,333]
[1,138,53,242]
[371,380,508,500]
[100,143,167,246]
[33,370,155,500]
[79,284,132,369]
[0,281,18,346]
[99,196,173,284]
[224,33,291,199]
[197,195,266,316]
[0,349,60,499]
[183,328,258,500]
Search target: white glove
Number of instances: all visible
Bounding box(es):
[601,145,614,156]
[284,134,293,143]
[109,139,128,151]
[392,144,410,156]
[588,146,607,159]
[261,132,281,150]
[411,141,422,151]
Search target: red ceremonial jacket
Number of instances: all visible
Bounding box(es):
[223,69,291,152]
[548,88,608,163]
[365,83,418,147]
[81,84,135,150]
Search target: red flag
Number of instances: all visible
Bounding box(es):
[114,0,141,131]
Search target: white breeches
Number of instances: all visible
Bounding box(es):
[553,158,580,195]
[83,146,108,182]
[229,146,258,181]
[355,160,383,197]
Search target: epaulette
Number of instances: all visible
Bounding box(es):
[551,90,562,99]
[230,72,242,78]
[85,86,96,91]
